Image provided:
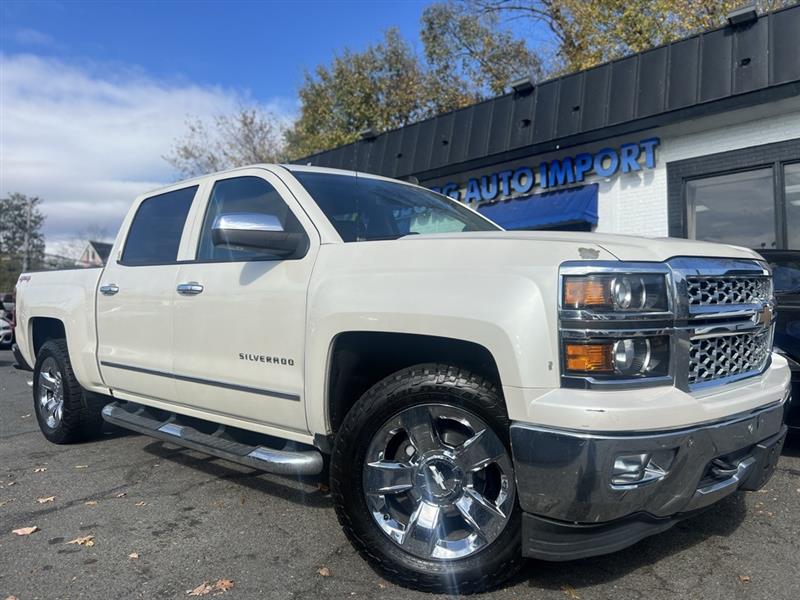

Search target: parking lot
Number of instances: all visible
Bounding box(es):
[1,349,798,600]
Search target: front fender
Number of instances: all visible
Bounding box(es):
[304,263,561,435]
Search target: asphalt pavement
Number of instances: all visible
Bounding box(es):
[1,349,799,600]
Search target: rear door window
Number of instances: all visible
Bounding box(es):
[121,186,198,265]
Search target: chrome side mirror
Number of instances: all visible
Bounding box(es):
[211,212,307,258]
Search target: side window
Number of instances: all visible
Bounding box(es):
[121,186,197,265]
[197,176,306,261]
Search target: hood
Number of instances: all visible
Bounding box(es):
[404,231,762,263]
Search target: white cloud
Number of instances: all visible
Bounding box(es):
[0,54,296,252]
[12,28,55,47]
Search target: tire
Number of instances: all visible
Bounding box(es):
[331,364,524,593]
[33,339,104,444]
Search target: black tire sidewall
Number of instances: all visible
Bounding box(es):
[33,340,86,444]
[331,364,523,593]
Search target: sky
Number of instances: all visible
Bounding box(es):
[0,0,431,253]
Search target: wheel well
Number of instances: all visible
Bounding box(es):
[30,317,66,357]
[326,332,502,433]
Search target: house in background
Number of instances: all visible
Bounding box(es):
[77,240,113,267]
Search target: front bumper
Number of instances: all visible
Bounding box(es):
[510,400,787,561]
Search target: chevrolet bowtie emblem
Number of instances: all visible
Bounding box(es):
[754,303,774,328]
[428,465,447,490]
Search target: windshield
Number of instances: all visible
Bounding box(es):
[291,171,501,241]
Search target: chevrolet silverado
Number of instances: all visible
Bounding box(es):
[14,165,791,592]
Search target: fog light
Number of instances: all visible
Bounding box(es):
[611,453,650,484]
[611,451,674,487]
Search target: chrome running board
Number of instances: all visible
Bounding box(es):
[101,402,323,475]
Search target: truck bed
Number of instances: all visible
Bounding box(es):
[15,267,104,391]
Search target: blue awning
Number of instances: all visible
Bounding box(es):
[477,184,598,230]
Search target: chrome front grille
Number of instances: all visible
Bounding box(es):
[686,276,771,307]
[688,330,772,386]
[676,257,775,390]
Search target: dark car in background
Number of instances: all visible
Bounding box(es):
[758,250,800,430]
[0,293,14,349]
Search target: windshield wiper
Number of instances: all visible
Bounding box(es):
[356,232,420,241]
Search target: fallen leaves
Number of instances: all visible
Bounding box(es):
[37,496,55,504]
[188,583,213,596]
[85,500,98,506]
[67,535,95,547]
[317,482,330,493]
[115,492,127,498]
[738,575,751,584]
[6,595,20,600]
[317,566,331,577]
[561,584,581,599]
[187,579,235,596]
[12,526,39,536]
[128,552,139,560]
[135,501,147,507]
[0,499,13,508]
[33,467,47,473]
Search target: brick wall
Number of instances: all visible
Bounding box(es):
[595,104,800,237]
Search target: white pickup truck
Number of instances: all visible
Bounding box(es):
[14,165,791,592]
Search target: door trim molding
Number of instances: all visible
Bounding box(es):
[100,361,301,401]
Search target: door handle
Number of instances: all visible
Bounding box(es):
[99,284,119,296]
[177,282,204,296]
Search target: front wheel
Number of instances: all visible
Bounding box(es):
[331,364,524,593]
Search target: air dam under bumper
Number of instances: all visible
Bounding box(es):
[510,401,787,561]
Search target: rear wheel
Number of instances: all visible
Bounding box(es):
[33,339,104,444]
[331,364,524,593]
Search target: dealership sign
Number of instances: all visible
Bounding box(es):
[431,137,660,203]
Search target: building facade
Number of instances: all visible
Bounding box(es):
[298,5,800,252]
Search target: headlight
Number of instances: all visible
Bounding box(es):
[563,273,669,312]
[563,336,670,378]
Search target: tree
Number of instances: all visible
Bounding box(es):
[286,21,544,158]
[285,29,445,158]
[466,0,793,74]
[0,193,46,290]
[171,1,795,163]
[165,107,288,178]
[421,1,543,98]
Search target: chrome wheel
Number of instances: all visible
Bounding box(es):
[363,404,515,560]
[38,357,64,429]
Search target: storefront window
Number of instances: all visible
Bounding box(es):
[785,163,800,250]
[687,168,776,250]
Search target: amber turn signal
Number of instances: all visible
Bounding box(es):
[563,278,611,308]
[564,343,614,373]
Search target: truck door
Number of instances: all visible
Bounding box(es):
[97,184,200,404]
[171,168,318,433]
